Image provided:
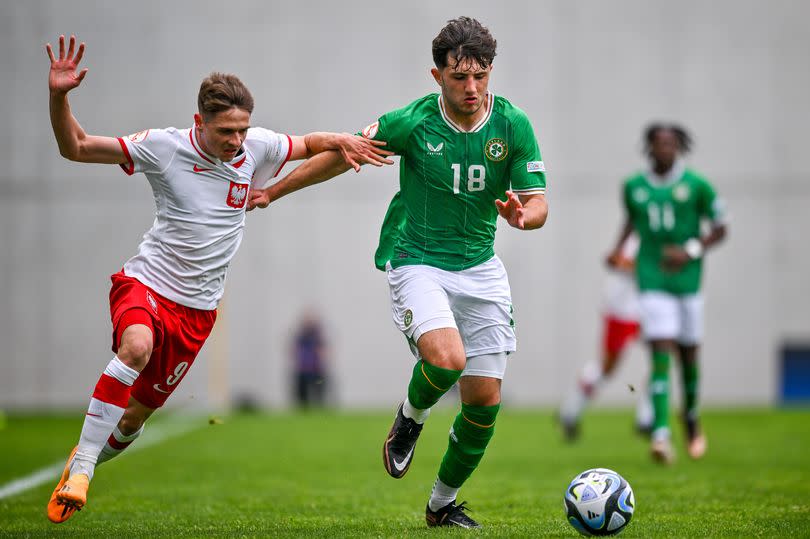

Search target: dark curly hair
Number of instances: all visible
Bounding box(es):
[643,123,693,154]
[432,17,497,70]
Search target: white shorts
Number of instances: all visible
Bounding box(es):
[638,291,703,345]
[386,256,515,378]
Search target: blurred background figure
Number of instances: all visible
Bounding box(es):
[608,123,727,465]
[559,233,652,441]
[291,309,330,409]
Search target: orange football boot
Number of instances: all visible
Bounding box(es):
[47,446,89,523]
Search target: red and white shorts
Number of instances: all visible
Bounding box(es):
[602,315,640,356]
[109,271,216,409]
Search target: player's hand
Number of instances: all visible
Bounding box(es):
[247,188,271,211]
[606,252,634,272]
[336,133,394,172]
[661,244,690,271]
[46,35,88,95]
[495,190,526,229]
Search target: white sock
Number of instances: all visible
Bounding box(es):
[652,427,671,442]
[635,388,653,429]
[71,357,139,480]
[402,396,430,424]
[97,425,144,465]
[560,361,602,424]
[429,478,459,512]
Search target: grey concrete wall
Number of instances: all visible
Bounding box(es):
[1,0,808,409]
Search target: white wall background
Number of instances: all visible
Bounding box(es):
[1,0,808,409]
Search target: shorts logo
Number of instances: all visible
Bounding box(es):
[362,121,379,139]
[146,292,158,314]
[153,361,189,394]
[485,138,508,161]
[128,130,149,143]
[227,181,248,208]
[526,160,545,173]
[427,141,444,155]
[403,309,413,328]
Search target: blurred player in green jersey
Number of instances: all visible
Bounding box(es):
[607,124,727,464]
[249,17,548,528]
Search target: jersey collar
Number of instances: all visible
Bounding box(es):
[644,158,685,186]
[438,92,494,133]
[189,126,246,167]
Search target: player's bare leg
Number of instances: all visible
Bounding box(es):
[48,324,152,522]
[384,328,465,478]
[678,344,706,459]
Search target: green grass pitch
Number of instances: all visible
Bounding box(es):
[1,408,808,537]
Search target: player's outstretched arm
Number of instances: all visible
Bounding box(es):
[606,219,635,268]
[288,133,394,172]
[46,35,125,164]
[247,150,350,211]
[495,191,548,230]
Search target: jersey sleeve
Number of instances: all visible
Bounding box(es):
[116,128,178,176]
[246,127,293,189]
[697,177,727,224]
[508,112,546,195]
[359,107,413,155]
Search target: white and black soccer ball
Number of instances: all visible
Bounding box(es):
[564,468,635,536]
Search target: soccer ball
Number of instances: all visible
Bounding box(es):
[564,468,635,536]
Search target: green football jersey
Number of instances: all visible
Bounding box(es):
[623,166,724,295]
[368,93,546,272]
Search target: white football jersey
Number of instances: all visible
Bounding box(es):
[117,126,291,310]
[603,234,640,321]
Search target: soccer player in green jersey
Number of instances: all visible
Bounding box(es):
[607,124,727,465]
[249,17,548,528]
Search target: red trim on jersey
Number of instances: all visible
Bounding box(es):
[92,373,132,408]
[117,137,135,176]
[189,128,216,165]
[231,154,247,169]
[272,134,293,178]
[106,433,133,450]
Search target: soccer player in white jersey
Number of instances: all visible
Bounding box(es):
[44,34,393,524]
[558,234,653,440]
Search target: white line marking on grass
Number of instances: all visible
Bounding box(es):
[0,416,204,500]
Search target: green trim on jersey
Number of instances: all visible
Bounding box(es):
[370,93,546,272]
[623,168,724,295]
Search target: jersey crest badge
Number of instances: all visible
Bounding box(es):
[427,141,444,155]
[673,184,690,202]
[362,121,379,139]
[485,138,508,161]
[227,181,248,209]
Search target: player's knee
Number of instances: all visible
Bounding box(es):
[117,336,152,370]
[425,348,466,371]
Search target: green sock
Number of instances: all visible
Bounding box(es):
[681,359,699,420]
[407,360,463,410]
[437,402,500,489]
[650,350,670,433]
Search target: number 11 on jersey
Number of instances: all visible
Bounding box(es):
[452,163,486,194]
